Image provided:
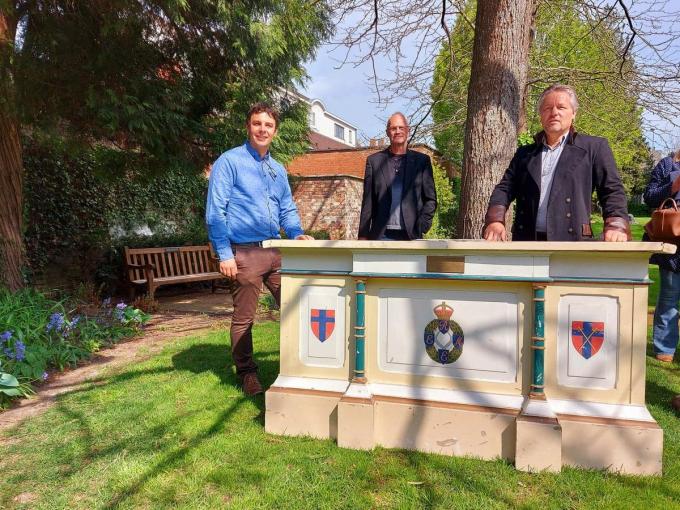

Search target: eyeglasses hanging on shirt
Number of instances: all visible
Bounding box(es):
[262,158,277,180]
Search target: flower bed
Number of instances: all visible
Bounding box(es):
[0,288,150,407]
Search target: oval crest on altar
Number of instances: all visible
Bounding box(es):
[423,302,464,364]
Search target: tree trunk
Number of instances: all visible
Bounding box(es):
[0,9,24,290]
[457,0,535,238]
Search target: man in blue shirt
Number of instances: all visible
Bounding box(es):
[206,103,312,395]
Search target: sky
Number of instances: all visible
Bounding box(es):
[302,46,412,145]
[303,3,680,153]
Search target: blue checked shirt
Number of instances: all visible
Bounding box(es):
[644,156,680,272]
[206,142,304,261]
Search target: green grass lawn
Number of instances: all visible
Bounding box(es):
[1,322,679,509]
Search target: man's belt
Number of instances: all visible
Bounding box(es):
[232,241,265,248]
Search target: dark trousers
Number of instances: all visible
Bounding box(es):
[230,246,281,377]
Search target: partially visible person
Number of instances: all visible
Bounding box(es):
[644,148,680,363]
[206,103,313,396]
[358,112,437,240]
[483,84,630,242]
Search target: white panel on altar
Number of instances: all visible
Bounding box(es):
[557,295,619,390]
[299,285,346,368]
[464,255,549,278]
[378,289,519,382]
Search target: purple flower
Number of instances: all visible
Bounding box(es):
[13,340,25,362]
[63,315,82,338]
[46,312,65,333]
[114,303,127,321]
[3,347,13,359]
[0,331,12,343]
[42,371,49,381]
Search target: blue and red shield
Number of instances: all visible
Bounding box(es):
[311,309,335,342]
[571,321,604,359]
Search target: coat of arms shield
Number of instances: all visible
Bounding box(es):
[311,309,335,342]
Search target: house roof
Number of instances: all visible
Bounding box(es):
[308,131,354,151]
[287,143,457,179]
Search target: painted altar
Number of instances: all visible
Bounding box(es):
[263,240,675,474]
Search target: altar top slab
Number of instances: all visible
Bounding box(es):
[265,239,676,254]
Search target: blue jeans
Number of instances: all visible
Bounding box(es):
[652,267,680,355]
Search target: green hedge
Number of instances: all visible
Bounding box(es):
[23,138,208,292]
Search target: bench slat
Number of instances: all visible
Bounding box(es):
[191,250,200,274]
[159,251,168,277]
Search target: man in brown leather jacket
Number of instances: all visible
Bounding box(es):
[483,84,630,242]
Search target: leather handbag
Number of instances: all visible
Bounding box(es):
[644,198,680,242]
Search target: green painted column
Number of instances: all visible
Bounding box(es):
[530,285,546,398]
[354,279,367,383]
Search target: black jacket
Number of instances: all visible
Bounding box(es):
[359,148,437,240]
[486,131,629,241]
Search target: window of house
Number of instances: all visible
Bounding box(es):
[334,123,345,140]
[349,130,354,145]
[309,111,315,127]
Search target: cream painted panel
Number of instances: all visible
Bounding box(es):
[353,252,427,274]
[283,252,352,272]
[550,254,648,280]
[557,295,619,389]
[299,285,347,368]
[464,255,549,277]
[378,288,518,382]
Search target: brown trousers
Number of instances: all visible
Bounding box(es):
[230,246,281,377]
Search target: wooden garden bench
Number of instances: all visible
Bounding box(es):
[124,245,224,300]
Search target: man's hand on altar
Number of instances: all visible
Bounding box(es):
[295,234,315,241]
[483,222,508,242]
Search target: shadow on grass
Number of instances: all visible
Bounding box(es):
[170,343,279,420]
[647,378,680,418]
[103,398,249,509]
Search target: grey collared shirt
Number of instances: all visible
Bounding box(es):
[386,154,406,230]
[535,135,568,233]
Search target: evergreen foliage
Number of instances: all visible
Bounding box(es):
[424,163,458,239]
[12,1,331,168]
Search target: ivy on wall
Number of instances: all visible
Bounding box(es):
[23,138,208,290]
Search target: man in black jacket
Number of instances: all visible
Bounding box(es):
[359,113,437,240]
[483,84,630,242]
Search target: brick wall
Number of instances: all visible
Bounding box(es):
[292,176,363,239]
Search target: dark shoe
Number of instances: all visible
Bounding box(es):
[672,395,680,413]
[241,372,263,396]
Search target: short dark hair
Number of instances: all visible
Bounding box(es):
[247,102,279,128]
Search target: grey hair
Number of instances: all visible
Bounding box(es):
[536,84,579,113]
[386,112,409,130]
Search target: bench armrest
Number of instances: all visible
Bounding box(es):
[209,255,221,271]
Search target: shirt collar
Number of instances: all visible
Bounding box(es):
[244,141,270,162]
[543,133,568,151]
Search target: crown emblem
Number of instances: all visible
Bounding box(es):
[433,302,453,320]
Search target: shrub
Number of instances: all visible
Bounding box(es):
[0,288,150,407]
